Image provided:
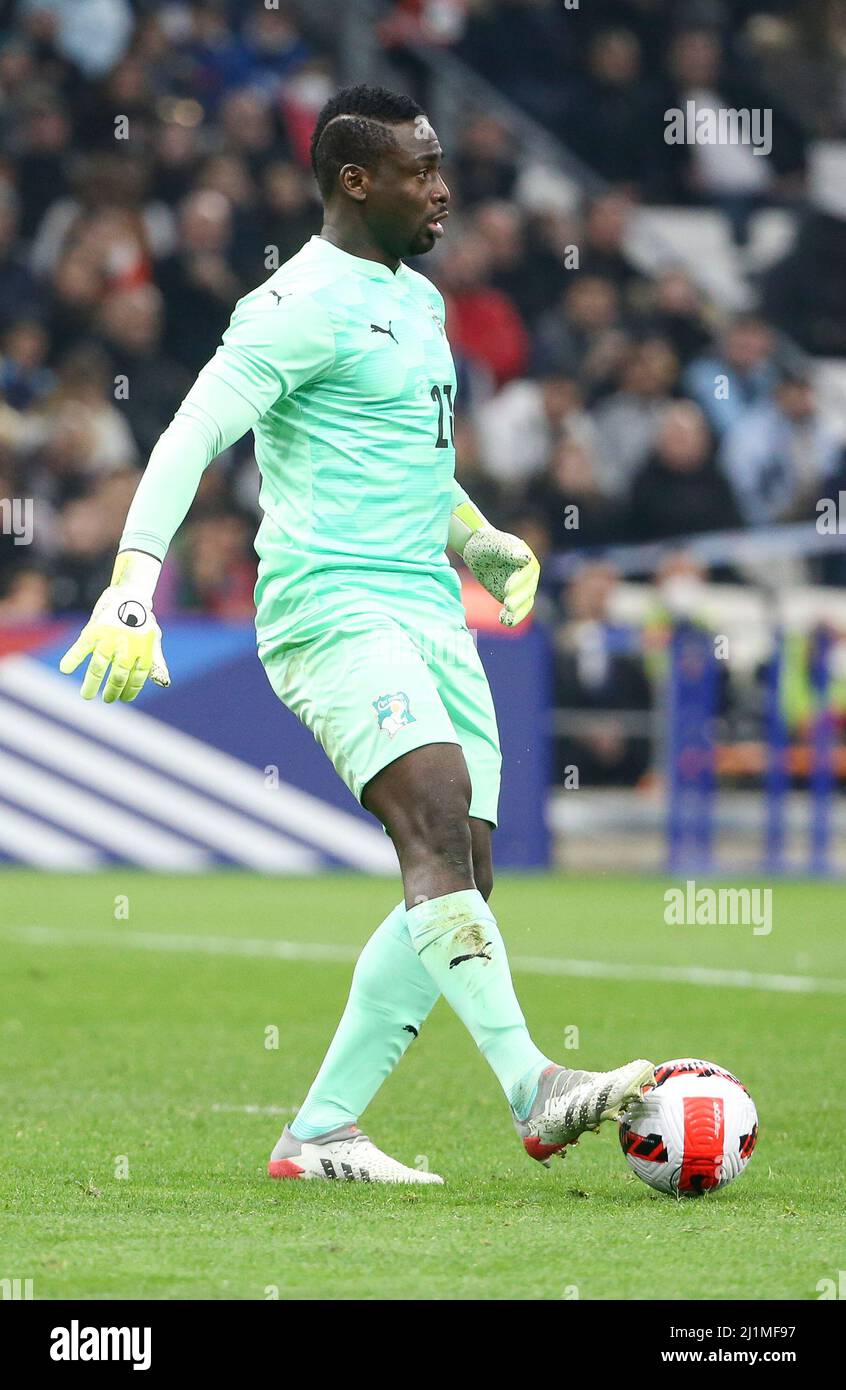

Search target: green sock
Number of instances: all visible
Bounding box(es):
[405,888,551,1116]
[291,904,440,1140]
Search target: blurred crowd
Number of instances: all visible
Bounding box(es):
[0,0,331,620]
[1,0,845,788]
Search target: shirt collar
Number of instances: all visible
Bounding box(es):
[311,235,405,282]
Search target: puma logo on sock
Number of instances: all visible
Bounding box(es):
[449,941,493,968]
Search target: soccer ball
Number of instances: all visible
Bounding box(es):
[619,1058,758,1197]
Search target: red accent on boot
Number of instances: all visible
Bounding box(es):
[267,1158,306,1179]
[524,1134,569,1162]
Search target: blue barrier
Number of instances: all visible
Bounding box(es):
[0,618,552,871]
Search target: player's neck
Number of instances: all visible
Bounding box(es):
[319,222,401,275]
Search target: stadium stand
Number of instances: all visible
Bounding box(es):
[1,0,845,811]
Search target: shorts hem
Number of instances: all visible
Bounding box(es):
[353,726,462,803]
[352,730,500,829]
[468,800,499,830]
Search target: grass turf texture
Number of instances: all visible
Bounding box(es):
[1,871,844,1301]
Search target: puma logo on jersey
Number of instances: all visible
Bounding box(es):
[370,321,397,343]
[269,290,291,305]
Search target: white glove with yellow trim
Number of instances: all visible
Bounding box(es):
[449,500,540,628]
[59,551,170,702]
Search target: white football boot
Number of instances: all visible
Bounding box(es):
[515,1060,656,1163]
[268,1123,444,1184]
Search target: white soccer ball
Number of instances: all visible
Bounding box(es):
[619,1058,758,1197]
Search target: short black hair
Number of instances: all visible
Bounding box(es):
[310,84,426,201]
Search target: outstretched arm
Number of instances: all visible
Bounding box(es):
[58,373,262,701]
[59,286,334,701]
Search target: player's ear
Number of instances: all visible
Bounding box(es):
[339,163,367,202]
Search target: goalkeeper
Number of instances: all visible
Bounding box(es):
[60,85,652,1184]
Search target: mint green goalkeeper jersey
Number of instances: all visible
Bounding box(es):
[121,235,466,652]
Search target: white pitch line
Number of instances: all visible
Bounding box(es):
[511,954,846,995]
[3,925,355,964]
[4,925,845,996]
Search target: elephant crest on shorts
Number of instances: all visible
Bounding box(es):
[373,691,416,739]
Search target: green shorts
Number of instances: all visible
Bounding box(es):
[260,608,502,826]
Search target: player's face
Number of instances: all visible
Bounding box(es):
[365,120,450,258]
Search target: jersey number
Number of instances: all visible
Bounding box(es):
[431,384,455,448]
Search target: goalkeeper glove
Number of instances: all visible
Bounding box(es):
[59,551,170,703]
[449,501,540,628]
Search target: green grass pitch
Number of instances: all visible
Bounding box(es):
[1,870,844,1301]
